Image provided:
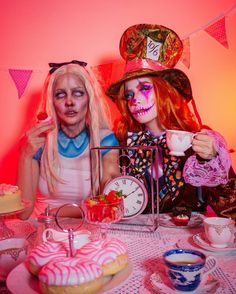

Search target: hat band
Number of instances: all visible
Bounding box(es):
[125,58,168,73]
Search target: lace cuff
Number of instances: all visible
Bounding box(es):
[183,129,231,186]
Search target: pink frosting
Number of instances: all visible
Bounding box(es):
[76,238,127,266]
[0,184,19,196]
[38,257,102,285]
[27,241,68,268]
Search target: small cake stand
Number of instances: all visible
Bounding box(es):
[0,200,31,240]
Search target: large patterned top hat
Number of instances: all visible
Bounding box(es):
[106,24,192,101]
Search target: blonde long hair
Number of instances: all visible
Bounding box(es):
[38,64,111,193]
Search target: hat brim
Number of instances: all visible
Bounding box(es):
[106,68,192,102]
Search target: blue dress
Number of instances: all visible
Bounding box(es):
[33,128,118,215]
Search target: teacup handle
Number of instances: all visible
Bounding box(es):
[42,228,54,242]
[187,133,197,149]
[203,256,217,278]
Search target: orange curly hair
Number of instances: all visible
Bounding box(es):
[114,76,201,145]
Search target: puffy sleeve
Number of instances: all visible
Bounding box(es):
[32,147,43,161]
[183,129,231,187]
[100,129,119,156]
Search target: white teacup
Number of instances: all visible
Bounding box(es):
[204,217,235,248]
[0,238,28,280]
[166,129,196,156]
[42,228,91,249]
[163,248,217,292]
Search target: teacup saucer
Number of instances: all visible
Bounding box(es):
[192,233,236,253]
[150,271,220,294]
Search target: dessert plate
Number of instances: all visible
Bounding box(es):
[150,271,221,294]
[0,200,31,216]
[159,213,203,229]
[7,261,132,294]
[193,232,236,253]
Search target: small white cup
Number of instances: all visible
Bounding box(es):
[163,248,217,292]
[204,217,235,248]
[0,238,28,280]
[166,129,196,156]
[42,228,91,249]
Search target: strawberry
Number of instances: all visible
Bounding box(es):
[37,112,48,121]
[85,191,123,223]
[97,194,106,204]
[85,198,98,208]
[106,190,122,203]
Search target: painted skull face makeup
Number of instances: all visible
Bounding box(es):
[124,77,157,125]
[53,73,89,129]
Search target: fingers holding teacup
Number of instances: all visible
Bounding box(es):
[191,130,217,160]
[163,248,217,292]
[166,129,196,156]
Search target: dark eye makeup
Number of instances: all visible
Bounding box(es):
[139,84,152,91]
[54,89,85,99]
[124,90,134,100]
[54,90,66,99]
[73,89,84,97]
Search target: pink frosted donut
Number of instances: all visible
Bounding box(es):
[26,241,68,276]
[38,257,103,294]
[77,238,128,276]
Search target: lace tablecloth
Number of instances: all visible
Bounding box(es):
[106,225,236,294]
[0,219,36,293]
[1,214,236,294]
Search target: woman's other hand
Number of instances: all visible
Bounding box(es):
[192,129,217,160]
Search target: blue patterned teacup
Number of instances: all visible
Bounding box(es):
[163,249,217,292]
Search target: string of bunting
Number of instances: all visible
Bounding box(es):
[0,3,236,99]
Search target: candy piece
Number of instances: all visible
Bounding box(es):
[172,206,192,226]
[173,214,190,226]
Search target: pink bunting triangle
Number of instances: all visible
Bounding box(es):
[180,38,191,68]
[8,69,33,99]
[204,17,229,49]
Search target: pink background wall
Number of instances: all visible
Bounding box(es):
[0,0,236,184]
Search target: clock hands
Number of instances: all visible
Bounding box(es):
[123,186,139,198]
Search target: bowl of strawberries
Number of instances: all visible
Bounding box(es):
[82,191,124,238]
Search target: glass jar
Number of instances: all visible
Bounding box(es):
[36,207,55,245]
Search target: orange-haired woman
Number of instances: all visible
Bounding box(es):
[107,24,231,212]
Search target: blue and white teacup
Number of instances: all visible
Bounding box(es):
[163,248,217,292]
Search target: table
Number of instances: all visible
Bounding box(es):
[2,213,236,294]
[107,224,236,294]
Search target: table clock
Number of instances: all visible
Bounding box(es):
[103,154,148,219]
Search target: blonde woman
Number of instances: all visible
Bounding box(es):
[18,61,119,219]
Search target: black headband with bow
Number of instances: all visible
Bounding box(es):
[48,60,87,74]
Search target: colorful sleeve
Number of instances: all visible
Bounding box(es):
[183,129,231,186]
[100,132,119,156]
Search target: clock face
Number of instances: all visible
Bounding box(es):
[103,176,148,219]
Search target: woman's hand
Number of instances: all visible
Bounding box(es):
[192,129,217,160]
[21,121,55,157]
